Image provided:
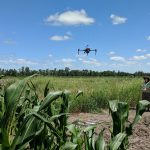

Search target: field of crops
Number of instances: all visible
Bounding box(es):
[33,76,143,112]
[1,76,142,112]
[0,75,149,150]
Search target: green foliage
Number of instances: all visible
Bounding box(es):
[109,100,150,150]
[1,76,142,112]
[0,76,149,150]
[109,133,126,150]
[0,75,4,79]
[95,129,105,150]
[31,76,141,112]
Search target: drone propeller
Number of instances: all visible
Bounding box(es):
[78,49,80,55]
[95,49,97,55]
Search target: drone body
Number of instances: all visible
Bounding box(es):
[78,45,97,55]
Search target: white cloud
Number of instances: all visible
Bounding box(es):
[110,14,127,25]
[15,59,38,65]
[132,55,147,60]
[110,56,137,66]
[126,61,137,65]
[78,58,84,61]
[110,56,125,61]
[147,36,150,40]
[76,53,86,58]
[59,58,75,67]
[45,9,95,26]
[78,57,102,67]
[82,60,101,67]
[109,63,127,67]
[147,62,150,65]
[49,34,72,41]
[61,58,75,63]
[136,49,147,52]
[130,53,150,61]
[48,54,53,57]
[108,51,116,55]
[109,60,138,68]
[0,58,37,65]
[145,54,150,57]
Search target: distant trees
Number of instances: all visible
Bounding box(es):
[0,66,149,77]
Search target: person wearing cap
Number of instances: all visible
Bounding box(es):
[142,76,150,110]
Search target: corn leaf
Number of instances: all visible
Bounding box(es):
[11,115,36,150]
[27,112,61,139]
[75,90,83,99]
[39,91,63,111]
[60,142,77,150]
[132,100,150,126]
[1,75,36,145]
[84,125,96,133]
[84,132,91,150]
[109,132,126,150]
[44,80,50,97]
[95,129,105,150]
[109,100,118,112]
[67,124,77,136]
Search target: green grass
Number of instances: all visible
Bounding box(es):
[2,76,142,112]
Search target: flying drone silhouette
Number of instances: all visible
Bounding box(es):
[78,45,97,55]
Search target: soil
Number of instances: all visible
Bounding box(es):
[69,110,150,150]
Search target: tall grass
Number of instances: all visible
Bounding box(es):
[31,76,142,112]
[2,76,142,112]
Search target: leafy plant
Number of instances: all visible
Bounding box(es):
[109,100,150,150]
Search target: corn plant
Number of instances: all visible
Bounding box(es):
[109,100,150,150]
[66,98,149,150]
[65,122,127,150]
[0,76,84,150]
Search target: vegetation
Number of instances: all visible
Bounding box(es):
[109,100,150,150]
[0,76,149,150]
[0,66,150,77]
[0,76,143,112]
[27,76,143,111]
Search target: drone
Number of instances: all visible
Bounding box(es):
[78,45,97,55]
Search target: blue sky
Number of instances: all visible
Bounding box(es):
[0,0,150,72]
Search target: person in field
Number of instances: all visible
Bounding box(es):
[142,76,150,111]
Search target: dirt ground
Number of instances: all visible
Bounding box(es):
[69,110,150,150]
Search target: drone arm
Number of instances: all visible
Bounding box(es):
[90,49,97,55]
[90,49,97,51]
[95,49,97,55]
[78,49,85,51]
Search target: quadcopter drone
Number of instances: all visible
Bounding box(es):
[78,45,97,55]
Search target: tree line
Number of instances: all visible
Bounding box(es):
[0,66,149,77]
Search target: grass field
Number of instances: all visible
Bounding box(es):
[1,76,142,112]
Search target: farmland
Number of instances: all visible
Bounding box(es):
[69,111,150,150]
[1,0,150,149]
[0,75,149,150]
[1,76,142,112]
